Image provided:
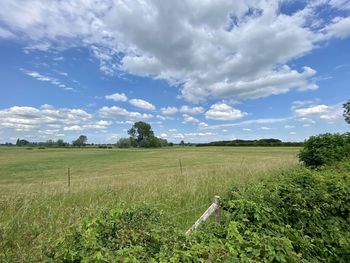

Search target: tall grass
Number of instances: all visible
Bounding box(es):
[0,146,299,262]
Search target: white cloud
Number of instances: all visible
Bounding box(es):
[260,126,272,130]
[105,92,128,102]
[293,103,344,122]
[63,125,83,131]
[129,99,156,111]
[23,70,74,91]
[198,122,208,128]
[322,17,350,39]
[243,128,252,131]
[289,131,297,135]
[179,105,204,115]
[284,125,295,129]
[1,1,348,102]
[156,115,173,120]
[160,106,178,115]
[294,105,329,117]
[0,26,15,38]
[99,106,153,120]
[0,105,92,132]
[182,114,199,124]
[205,103,247,121]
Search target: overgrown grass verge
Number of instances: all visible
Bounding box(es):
[48,159,350,262]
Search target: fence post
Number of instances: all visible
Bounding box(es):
[67,168,71,190]
[214,195,221,224]
[179,159,183,176]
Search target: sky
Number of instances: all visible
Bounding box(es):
[0,0,349,144]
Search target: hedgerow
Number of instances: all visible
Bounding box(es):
[50,159,350,262]
[299,133,350,168]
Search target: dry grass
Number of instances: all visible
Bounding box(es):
[0,146,300,262]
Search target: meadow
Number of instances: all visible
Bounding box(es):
[0,146,300,262]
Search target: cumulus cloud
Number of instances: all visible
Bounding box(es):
[0,1,348,102]
[294,103,344,121]
[294,105,329,117]
[205,103,247,121]
[179,105,204,115]
[182,114,199,124]
[105,92,128,102]
[63,125,83,131]
[0,105,91,134]
[99,106,153,120]
[129,99,156,111]
[160,106,178,115]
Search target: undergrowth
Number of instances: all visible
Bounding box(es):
[49,159,350,262]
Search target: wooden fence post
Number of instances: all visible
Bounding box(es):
[214,195,221,224]
[67,168,71,190]
[179,159,183,176]
[186,195,221,235]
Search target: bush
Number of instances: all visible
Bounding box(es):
[49,206,186,262]
[299,133,350,167]
[50,160,350,262]
[116,138,132,148]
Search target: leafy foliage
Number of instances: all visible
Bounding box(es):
[72,135,88,147]
[299,133,350,167]
[127,121,168,148]
[343,100,350,124]
[50,160,350,262]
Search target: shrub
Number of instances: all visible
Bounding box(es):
[116,138,132,148]
[50,160,350,262]
[49,206,187,262]
[299,133,350,167]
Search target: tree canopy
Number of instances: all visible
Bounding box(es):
[72,135,88,147]
[343,100,350,124]
[126,121,166,148]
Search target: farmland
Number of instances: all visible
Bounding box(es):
[0,146,299,261]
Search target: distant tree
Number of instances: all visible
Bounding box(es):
[56,139,66,147]
[46,140,55,147]
[72,135,87,147]
[128,122,154,144]
[116,138,132,148]
[179,140,185,146]
[16,138,29,146]
[127,122,163,148]
[343,100,350,124]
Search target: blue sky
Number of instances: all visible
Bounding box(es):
[0,0,349,144]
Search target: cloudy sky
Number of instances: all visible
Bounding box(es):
[0,0,349,144]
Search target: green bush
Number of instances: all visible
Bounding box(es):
[299,133,350,167]
[49,205,187,262]
[50,160,350,262]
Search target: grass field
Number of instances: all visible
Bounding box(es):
[0,146,300,262]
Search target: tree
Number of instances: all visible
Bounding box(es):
[179,140,185,146]
[116,138,132,148]
[72,135,87,147]
[128,122,155,147]
[343,100,350,124]
[16,138,29,146]
[56,139,66,147]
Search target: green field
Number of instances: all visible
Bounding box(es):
[0,146,300,262]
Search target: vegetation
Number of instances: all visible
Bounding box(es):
[72,135,88,147]
[50,159,350,262]
[114,121,168,148]
[197,138,303,147]
[299,133,350,167]
[0,146,298,262]
[344,99,350,124]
